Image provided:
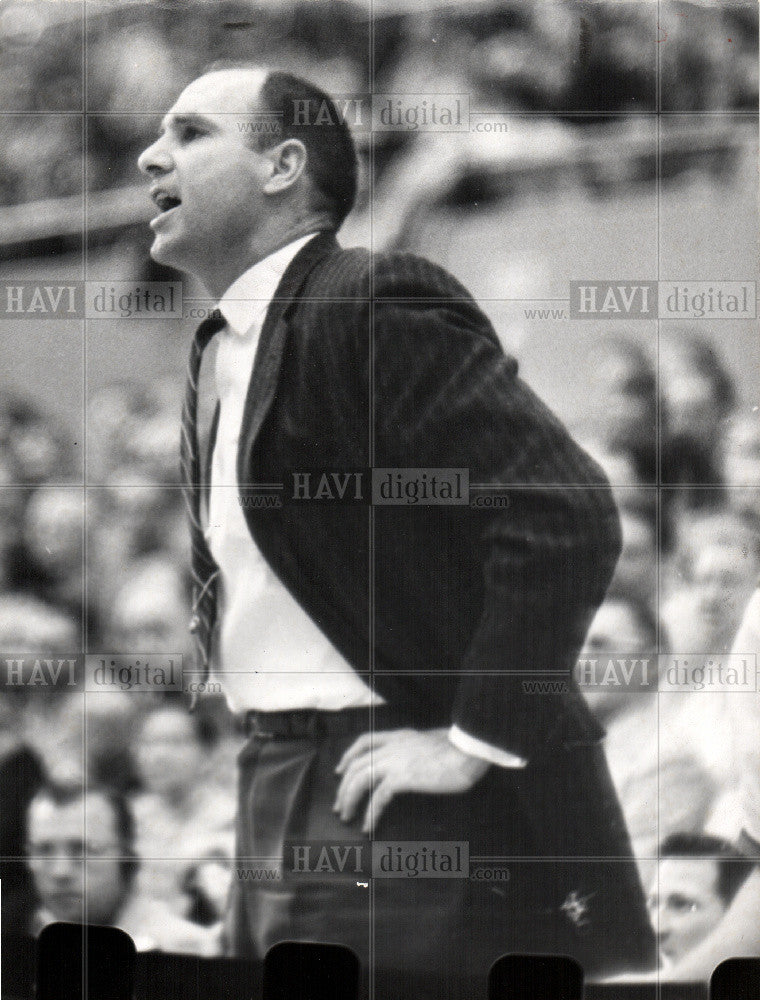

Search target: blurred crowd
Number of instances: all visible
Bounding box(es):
[0,371,242,952]
[577,328,760,967]
[0,0,757,207]
[0,322,758,967]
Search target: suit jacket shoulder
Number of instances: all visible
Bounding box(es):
[300,244,483,308]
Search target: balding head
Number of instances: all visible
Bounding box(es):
[200,64,358,227]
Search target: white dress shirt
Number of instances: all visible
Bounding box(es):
[208,234,525,768]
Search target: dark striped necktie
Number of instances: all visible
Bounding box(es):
[180,313,226,709]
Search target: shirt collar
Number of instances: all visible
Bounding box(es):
[217,233,318,337]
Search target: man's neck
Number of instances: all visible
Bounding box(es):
[205,215,332,300]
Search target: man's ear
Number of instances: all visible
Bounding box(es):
[262,139,308,195]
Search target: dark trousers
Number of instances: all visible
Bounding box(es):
[226,708,656,981]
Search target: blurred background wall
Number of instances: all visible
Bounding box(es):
[0,0,757,429]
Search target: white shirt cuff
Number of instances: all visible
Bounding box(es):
[448,725,527,769]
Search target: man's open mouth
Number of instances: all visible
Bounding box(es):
[153,192,181,214]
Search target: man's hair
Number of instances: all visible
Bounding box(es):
[203,62,358,229]
[659,832,755,906]
[29,782,139,890]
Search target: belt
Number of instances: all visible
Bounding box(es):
[242,706,402,740]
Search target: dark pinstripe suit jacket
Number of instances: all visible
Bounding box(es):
[220,230,621,760]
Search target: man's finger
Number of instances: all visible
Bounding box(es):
[362,778,397,835]
[335,729,397,774]
[335,732,376,774]
[334,759,379,822]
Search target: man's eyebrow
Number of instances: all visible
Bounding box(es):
[157,112,217,136]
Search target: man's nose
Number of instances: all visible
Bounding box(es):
[654,907,673,937]
[655,930,671,955]
[49,855,78,881]
[137,137,172,176]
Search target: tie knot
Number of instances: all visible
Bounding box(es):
[194,312,227,353]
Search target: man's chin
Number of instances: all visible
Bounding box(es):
[149,238,181,270]
[659,949,677,968]
[148,230,195,273]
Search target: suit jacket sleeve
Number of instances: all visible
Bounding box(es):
[366,253,621,758]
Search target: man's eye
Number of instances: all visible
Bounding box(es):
[180,126,204,142]
[669,895,699,913]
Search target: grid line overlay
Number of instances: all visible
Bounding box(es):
[0,2,757,992]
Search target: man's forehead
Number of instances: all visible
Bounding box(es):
[168,68,268,119]
[657,858,719,895]
[29,793,113,835]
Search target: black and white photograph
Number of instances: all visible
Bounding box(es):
[0,1,758,997]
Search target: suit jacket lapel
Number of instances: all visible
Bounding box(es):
[236,230,339,486]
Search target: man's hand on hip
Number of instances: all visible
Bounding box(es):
[333,727,490,834]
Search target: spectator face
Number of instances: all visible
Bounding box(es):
[8,420,63,483]
[724,418,760,520]
[136,709,203,800]
[109,561,188,653]
[648,858,727,965]
[105,467,165,521]
[691,541,757,646]
[137,69,272,286]
[44,692,139,792]
[666,370,724,446]
[660,334,732,451]
[578,598,655,718]
[0,595,78,656]
[131,413,181,482]
[24,488,83,575]
[580,598,653,658]
[113,607,185,653]
[27,792,126,926]
[592,345,656,453]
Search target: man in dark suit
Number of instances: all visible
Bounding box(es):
[138,65,655,983]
